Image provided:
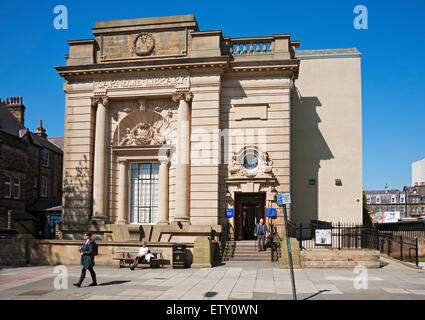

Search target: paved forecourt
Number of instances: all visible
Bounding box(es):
[0,258,424,300]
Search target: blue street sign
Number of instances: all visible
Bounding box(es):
[225,208,234,218]
[266,208,276,217]
[277,193,291,206]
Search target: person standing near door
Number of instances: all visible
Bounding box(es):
[74,232,97,287]
[254,219,270,252]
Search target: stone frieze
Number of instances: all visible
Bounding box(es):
[94,74,189,90]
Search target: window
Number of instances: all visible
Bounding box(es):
[376,207,381,212]
[391,195,396,204]
[4,176,11,198]
[400,194,405,204]
[401,206,405,213]
[42,151,50,167]
[366,195,371,204]
[12,178,20,199]
[130,163,159,224]
[422,207,425,214]
[376,195,381,204]
[391,206,395,212]
[41,176,48,197]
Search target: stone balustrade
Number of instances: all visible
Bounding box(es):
[228,37,273,56]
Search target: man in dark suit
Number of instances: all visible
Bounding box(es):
[74,232,97,287]
[254,219,270,252]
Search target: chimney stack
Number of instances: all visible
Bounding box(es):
[2,96,25,126]
[385,183,388,193]
[35,120,47,138]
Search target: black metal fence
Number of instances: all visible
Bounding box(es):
[289,220,420,267]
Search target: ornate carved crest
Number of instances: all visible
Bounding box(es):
[120,122,163,146]
[229,149,274,178]
[132,33,155,56]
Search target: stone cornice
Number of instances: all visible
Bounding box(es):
[229,59,300,77]
[56,57,230,80]
[56,57,300,81]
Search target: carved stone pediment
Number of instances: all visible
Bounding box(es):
[112,98,178,122]
[120,122,163,146]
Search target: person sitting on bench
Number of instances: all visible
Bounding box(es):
[130,241,154,270]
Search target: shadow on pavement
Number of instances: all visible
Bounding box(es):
[99,280,131,286]
[304,289,330,300]
[204,291,218,298]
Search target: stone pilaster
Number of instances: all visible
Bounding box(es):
[158,159,169,225]
[91,95,111,221]
[117,159,128,224]
[172,91,192,222]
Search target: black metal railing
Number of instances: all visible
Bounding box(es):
[218,222,234,262]
[269,223,281,261]
[292,220,421,267]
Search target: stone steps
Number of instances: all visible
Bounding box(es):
[222,240,271,262]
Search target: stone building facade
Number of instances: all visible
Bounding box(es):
[56,15,363,241]
[0,98,63,237]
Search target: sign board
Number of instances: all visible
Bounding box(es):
[383,211,400,223]
[266,208,276,217]
[315,229,332,246]
[277,193,291,206]
[225,208,234,218]
[374,212,383,224]
[277,208,284,217]
[374,211,400,224]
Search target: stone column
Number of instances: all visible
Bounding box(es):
[91,95,111,220]
[158,159,169,224]
[117,159,128,224]
[172,91,192,222]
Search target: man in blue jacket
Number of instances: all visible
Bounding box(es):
[254,219,270,252]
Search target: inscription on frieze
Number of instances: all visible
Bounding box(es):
[94,74,189,90]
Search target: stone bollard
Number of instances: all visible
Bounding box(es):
[191,236,212,268]
[279,237,301,269]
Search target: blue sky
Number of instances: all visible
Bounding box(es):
[0,0,424,190]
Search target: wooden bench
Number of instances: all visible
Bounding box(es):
[113,248,165,269]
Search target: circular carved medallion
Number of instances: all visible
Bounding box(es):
[242,152,259,170]
[132,33,155,56]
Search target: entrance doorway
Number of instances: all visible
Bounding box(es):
[234,193,266,240]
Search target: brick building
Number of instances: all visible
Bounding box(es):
[0,97,63,238]
[365,184,425,222]
[404,185,425,217]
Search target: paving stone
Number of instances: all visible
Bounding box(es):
[229,292,253,299]
[383,288,410,294]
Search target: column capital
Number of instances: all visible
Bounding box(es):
[91,95,111,107]
[172,91,192,103]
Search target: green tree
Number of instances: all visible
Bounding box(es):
[362,192,372,226]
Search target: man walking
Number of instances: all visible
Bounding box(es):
[254,219,270,252]
[74,232,97,287]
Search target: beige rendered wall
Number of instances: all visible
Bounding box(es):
[291,56,362,223]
